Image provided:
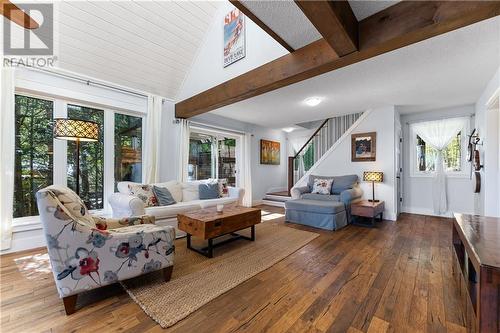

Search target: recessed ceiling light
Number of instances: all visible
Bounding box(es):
[304,97,322,107]
[282,127,296,133]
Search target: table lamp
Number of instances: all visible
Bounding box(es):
[363,171,383,202]
[53,118,99,195]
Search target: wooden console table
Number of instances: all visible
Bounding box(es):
[452,213,500,332]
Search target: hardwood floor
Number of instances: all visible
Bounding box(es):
[0,206,468,333]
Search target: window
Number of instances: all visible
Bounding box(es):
[11,93,145,222]
[188,130,238,186]
[13,95,54,218]
[114,113,143,189]
[412,118,468,176]
[416,132,462,172]
[67,104,104,210]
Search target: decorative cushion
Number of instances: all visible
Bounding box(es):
[159,181,183,203]
[311,178,333,195]
[199,183,220,200]
[331,175,358,195]
[45,185,96,227]
[182,182,200,202]
[129,184,157,207]
[152,186,176,206]
[217,179,229,198]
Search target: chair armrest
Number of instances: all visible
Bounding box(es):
[340,187,363,206]
[92,215,155,230]
[108,192,145,218]
[228,187,244,202]
[290,186,310,200]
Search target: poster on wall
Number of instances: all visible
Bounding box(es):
[223,8,245,67]
[260,139,280,165]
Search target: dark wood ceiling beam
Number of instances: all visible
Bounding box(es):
[176,1,500,119]
[295,0,358,56]
[229,0,294,53]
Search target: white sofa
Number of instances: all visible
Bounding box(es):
[109,180,244,236]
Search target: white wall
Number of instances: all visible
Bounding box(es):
[400,105,476,217]
[176,2,288,101]
[475,67,500,216]
[295,106,397,221]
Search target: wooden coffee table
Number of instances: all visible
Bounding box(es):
[177,206,261,258]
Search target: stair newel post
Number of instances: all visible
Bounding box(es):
[288,156,295,196]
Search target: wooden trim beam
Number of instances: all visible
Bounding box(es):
[176,1,500,119]
[229,0,294,53]
[295,0,358,56]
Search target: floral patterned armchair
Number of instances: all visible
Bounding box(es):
[36,185,175,315]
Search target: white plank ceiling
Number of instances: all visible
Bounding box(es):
[54,1,220,98]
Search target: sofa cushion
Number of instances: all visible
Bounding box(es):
[152,186,176,206]
[129,184,157,207]
[144,201,201,219]
[285,199,345,214]
[311,178,333,195]
[308,174,358,194]
[199,183,220,200]
[182,181,201,202]
[154,181,182,203]
[198,197,238,209]
[301,193,340,201]
[331,175,358,194]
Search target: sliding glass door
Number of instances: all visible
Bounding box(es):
[188,130,239,186]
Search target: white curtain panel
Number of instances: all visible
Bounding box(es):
[177,119,190,183]
[412,117,468,214]
[241,133,253,207]
[143,95,163,184]
[0,68,16,250]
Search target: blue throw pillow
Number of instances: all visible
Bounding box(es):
[199,183,220,200]
[152,186,176,206]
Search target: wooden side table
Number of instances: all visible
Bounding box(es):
[351,200,384,227]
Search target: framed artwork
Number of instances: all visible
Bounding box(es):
[351,132,377,162]
[260,139,280,165]
[223,8,245,67]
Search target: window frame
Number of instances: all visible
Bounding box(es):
[188,125,242,187]
[12,91,145,227]
[409,120,470,178]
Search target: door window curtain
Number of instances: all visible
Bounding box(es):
[143,95,163,184]
[1,68,15,250]
[241,133,253,207]
[178,119,190,183]
[412,117,468,214]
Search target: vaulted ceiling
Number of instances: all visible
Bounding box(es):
[55,1,221,98]
[3,1,221,98]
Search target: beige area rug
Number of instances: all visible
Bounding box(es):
[121,221,319,328]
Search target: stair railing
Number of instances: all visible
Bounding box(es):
[287,118,329,194]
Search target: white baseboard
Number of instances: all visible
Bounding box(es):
[1,228,46,255]
[402,206,460,218]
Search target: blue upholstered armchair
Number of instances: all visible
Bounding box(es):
[36,185,175,314]
[287,175,363,229]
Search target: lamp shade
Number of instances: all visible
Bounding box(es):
[53,118,99,142]
[363,171,383,182]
